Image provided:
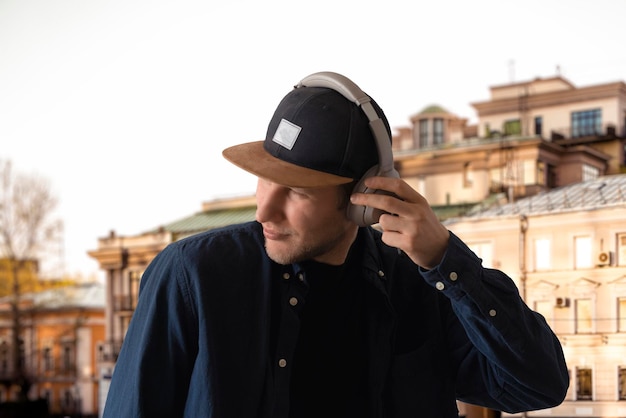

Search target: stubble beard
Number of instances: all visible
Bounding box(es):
[263,233,346,265]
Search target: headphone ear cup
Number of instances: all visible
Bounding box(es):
[347,166,384,226]
[347,166,401,226]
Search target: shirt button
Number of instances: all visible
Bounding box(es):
[489,309,497,317]
[289,297,298,306]
[378,270,385,278]
[449,272,458,281]
[297,273,304,282]
[278,359,287,368]
[282,273,290,280]
[435,281,445,291]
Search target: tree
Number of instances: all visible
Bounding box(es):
[0,159,62,401]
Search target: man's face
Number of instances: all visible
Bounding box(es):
[255,178,357,265]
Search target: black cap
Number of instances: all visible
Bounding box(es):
[223,75,390,188]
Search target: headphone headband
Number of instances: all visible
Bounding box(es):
[297,72,395,176]
[296,71,399,226]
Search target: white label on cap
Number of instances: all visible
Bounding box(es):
[272,118,301,150]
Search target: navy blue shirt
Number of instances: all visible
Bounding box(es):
[103,221,568,418]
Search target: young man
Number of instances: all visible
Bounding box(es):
[103,72,569,418]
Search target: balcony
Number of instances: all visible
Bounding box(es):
[551,123,622,143]
[98,340,123,363]
[113,294,135,311]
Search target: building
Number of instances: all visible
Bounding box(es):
[88,195,257,415]
[0,282,105,417]
[446,174,626,417]
[393,75,626,208]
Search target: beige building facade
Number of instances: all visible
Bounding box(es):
[446,174,626,417]
[393,76,626,208]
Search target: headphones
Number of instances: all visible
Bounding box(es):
[296,71,400,226]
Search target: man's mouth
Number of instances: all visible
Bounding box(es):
[263,227,288,241]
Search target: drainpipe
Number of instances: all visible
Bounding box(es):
[519,214,529,418]
[519,214,528,301]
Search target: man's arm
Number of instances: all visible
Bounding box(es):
[102,245,198,417]
[351,176,569,412]
[422,232,569,412]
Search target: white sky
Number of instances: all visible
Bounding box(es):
[1,0,625,277]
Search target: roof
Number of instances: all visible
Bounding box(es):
[453,174,626,221]
[152,191,498,234]
[152,206,257,235]
[19,282,105,310]
[418,104,449,114]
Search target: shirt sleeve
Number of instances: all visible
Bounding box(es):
[420,232,569,413]
[102,244,198,418]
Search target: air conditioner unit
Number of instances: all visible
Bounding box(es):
[555,297,570,308]
[597,251,613,266]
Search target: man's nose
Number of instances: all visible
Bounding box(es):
[255,180,284,223]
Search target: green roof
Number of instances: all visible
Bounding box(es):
[148,198,490,237]
[152,206,257,235]
[146,193,501,239]
[419,104,449,114]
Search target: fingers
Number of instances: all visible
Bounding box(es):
[350,176,449,268]
[349,176,424,216]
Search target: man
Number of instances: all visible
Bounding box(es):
[103,72,568,418]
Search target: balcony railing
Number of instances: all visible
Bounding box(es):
[551,123,621,140]
[113,294,135,311]
[98,340,123,363]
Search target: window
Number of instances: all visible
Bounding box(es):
[534,300,553,325]
[62,389,74,410]
[419,119,429,148]
[534,238,551,270]
[504,119,521,136]
[574,236,593,269]
[130,270,142,310]
[62,344,73,373]
[18,338,25,369]
[537,161,546,186]
[619,366,626,400]
[619,297,626,333]
[576,298,593,333]
[617,233,626,266]
[121,314,132,338]
[582,164,599,182]
[43,346,53,372]
[576,367,593,400]
[467,241,493,268]
[433,118,444,145]
[0,341,8,376]
[534,116,543,137]
[572,109,601,138]
[463,162,473,188]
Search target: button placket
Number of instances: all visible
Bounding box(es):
[274,266,304,406]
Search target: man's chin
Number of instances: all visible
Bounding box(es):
[264,240,310,265]
[264,242,294,265]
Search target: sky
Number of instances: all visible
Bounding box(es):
[1,0,626,278]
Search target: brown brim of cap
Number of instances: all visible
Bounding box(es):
[222,141,355,188]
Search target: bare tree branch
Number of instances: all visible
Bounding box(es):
[0,158,63,400]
